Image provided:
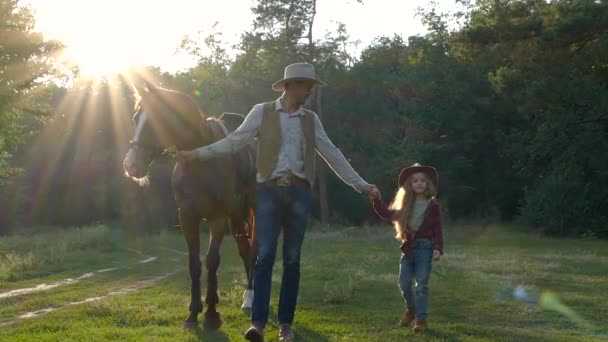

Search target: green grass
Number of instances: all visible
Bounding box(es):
[0,223,607,341]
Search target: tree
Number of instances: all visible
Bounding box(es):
[0,0,62,183]
[432,0,608,234]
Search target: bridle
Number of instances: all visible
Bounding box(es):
[128,139,167,158]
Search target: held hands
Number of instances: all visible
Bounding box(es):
[174,150,198,163]
[433,249,441,261]
[364,184,381,201]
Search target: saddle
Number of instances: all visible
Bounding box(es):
[205,115,256,190]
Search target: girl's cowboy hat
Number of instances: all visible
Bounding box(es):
[272,62,327,91]
[398,163,439,188]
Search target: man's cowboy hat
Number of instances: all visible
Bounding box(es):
[398,163,439,188]
[272,62,327,91]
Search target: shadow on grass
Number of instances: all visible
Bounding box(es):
[258,305,331,341]
[194,327,230,342]
[293,324,331,341]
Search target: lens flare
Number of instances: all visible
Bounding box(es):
[539,291,589,328]
[498,285,601,333]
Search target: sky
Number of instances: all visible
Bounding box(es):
[21,0,458,75]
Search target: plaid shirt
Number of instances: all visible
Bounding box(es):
[373,198,444,259]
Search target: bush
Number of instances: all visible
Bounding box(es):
[519,171,608,237]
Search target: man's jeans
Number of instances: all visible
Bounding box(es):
[398,239,433,320]
[251,182,312,327]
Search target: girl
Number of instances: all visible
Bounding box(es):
[371,163,443,332]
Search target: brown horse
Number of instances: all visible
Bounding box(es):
[122,82,256,330]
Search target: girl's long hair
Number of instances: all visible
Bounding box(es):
[389,174,437,241]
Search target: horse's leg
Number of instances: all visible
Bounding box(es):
[233,208,255,314]
[180,208,203,330]
[203,218,225,330]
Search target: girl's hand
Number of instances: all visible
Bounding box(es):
[367,185,381,200]
[432,249,441,261]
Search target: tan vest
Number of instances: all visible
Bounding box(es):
[256,101,316,185]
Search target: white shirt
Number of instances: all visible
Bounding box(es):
[194,98,369,192]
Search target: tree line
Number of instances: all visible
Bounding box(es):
[1,0,606,237]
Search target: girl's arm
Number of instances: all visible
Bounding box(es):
[428,200,444,254]
[372,197,395,221]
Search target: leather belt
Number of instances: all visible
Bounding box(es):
[267,175,309,187]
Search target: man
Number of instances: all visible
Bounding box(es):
[176,62,379,341]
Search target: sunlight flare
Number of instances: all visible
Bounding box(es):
[37,0,182,78]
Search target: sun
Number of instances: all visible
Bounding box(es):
[27,0,247,79]
[61,41,139,78]
[35,0,160,78]
[56,13,145,78]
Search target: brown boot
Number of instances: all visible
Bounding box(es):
[244,325,264,342]
[278,324,295,342]
[413,319,428,332]
[399,308,415,327]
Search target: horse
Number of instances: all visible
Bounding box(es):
[122,81,256,330]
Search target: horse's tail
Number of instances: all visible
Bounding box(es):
[247,207,255,244]
[247,206,257,287]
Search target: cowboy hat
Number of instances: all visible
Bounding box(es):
[272,62,327,91]
[398,163,439,188]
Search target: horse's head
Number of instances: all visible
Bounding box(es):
[122,81,203,180]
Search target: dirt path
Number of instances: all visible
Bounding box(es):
[0,253,158,299]
[0,246,190,327]
[0,271,178,327]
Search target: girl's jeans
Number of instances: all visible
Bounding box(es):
[398,239,433,320]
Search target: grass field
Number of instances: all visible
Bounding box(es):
[0,223,607,341]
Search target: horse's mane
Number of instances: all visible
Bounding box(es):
[135,85,245,148]
[134,85,208,122]
[133,85,246,136]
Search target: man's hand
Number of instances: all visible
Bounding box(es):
[364,184,381,200]
[433,249,441,261]
[175,150,198,163]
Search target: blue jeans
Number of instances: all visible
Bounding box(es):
[251,182,312,327]
[398,239,433,320]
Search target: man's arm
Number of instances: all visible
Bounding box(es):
[313,113,373,193]
[176,104,263,162]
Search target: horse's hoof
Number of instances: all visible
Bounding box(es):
[183,320,198,330]
[203,312,222,330]
[241,306,252,315]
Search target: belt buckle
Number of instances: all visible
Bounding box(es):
[276,176,291,187]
